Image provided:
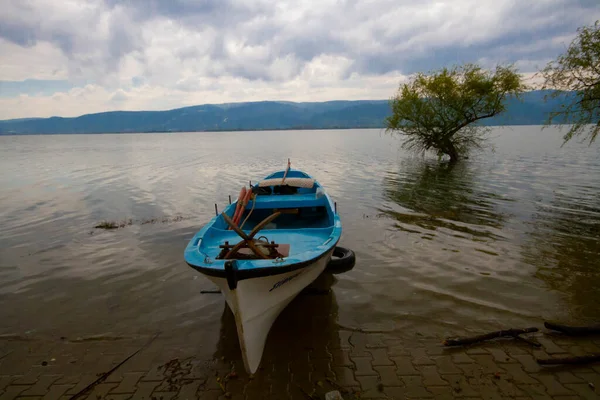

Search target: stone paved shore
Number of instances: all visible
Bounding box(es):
[1,323,600,400]
[2,267,599,400]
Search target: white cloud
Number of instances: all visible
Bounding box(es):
[0,72,409,119]
[0,39,69,81]
[0,0,599,119]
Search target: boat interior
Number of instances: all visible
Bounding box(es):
[199,170,337,261]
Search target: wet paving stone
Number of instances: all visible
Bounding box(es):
[2,322,600,400]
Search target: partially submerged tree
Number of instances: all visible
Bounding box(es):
[540,20,600,145]
[385,63,527,162]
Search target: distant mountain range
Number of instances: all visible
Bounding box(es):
[0,90,576,135]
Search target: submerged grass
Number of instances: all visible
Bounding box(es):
[94,219,132,230]
[140,215,186,225]
[94,215,189,230]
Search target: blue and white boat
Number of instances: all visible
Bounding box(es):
[184,163,345,374]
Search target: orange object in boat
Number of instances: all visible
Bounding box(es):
[229,187,246,229]
[244,185,253,203]
[237,187,247,217]
[236,187,252,225]
[234,187,248,224]
[236,186,253,226]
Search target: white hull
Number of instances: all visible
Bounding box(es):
[206,248,334,374]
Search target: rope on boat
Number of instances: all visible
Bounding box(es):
[281,158,291,185]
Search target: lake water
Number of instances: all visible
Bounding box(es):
[1,126,599,351]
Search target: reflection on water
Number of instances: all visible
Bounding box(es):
[213,273,342,396]
[522,190,600,323]
[369,131,600,333]
[380,160,508,240]
[0,127,599,356]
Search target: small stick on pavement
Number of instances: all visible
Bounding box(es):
[68,332,160,400]
[443,327,539,347]
[537,354,600,365]
[545,321,600,336]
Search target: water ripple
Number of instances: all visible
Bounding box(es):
[1,127,599,338]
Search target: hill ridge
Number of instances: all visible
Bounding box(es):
[0,91,576,134]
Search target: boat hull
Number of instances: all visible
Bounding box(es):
[205,247,334,374]
[184,167,343,374]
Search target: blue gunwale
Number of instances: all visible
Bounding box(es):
[184,169,342,280]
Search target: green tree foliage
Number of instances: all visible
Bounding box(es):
[385,63,527,162]
[540,20,600,145]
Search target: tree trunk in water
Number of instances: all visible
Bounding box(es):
[445,141,459,163]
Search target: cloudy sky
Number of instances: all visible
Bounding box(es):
[0,0,598,120]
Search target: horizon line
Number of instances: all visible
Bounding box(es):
[0,88,566,123]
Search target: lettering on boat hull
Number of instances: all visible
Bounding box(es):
[269,271,303,292]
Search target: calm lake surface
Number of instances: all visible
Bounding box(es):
[1,127,599,351]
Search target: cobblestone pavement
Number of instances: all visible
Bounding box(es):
[2,283,600,400]
[2,320,600,399]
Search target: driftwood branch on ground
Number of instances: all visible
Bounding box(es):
[537,354,600,365]
[443,328,539,347]
[514,334,542,347]
[544,321,600,336]
[68,332,160,400]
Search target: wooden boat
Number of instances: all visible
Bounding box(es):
[184,163,344,374]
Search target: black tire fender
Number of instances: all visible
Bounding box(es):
[326,246,356,274]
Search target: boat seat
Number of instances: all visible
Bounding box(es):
[259,177,315,188]
[248,193,323,209]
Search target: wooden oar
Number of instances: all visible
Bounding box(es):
[222,213,250,241]
[222,212,281,259]
[247,211,281,238]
